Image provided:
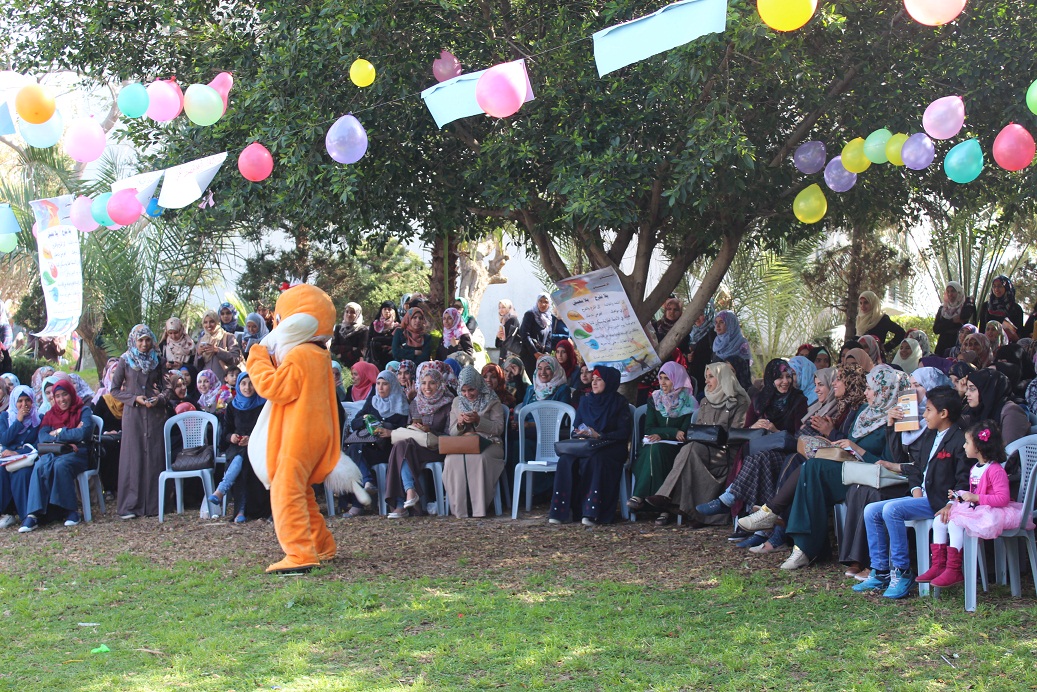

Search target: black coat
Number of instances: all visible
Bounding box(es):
[891,424,971,514]
[932,301,977,356]
[859,314,907,354]
[330,325,369,368]
[495,315,521,361]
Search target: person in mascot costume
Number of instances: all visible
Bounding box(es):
[246,284,370,574]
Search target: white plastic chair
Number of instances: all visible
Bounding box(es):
[435,406,509,517]
[75,415,105,522]
[158,411,221,522]
[511,401,576,519]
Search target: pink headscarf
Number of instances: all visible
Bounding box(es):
[651,361,698,418]
[441,307,471,348]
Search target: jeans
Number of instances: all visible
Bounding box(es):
[218,455,244,495]
[395,463,417,506]
[864,496,934,571]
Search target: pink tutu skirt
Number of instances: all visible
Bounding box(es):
[949,501,1036,540]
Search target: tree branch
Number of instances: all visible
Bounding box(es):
[606,224,635,265]
[767,65,860,168]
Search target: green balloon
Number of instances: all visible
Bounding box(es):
[183,84,224,126]
[117,83,150,119]
[0,234,17,253]
[944,139,984,184]
[1027,79,1037,116]
[91,192,115,226]
[863,128,892,164]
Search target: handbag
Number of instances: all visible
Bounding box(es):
[748,431,796,456]
[684,424,728,446]
[37,442,73,455]
[841,460,908,489]
[390,426,439,450]
[727,428,768,446]
[440,434,482,455]
[343,430,379,445]
[554,437,616,458]
[171,444,215,471]
[2,447,38,473]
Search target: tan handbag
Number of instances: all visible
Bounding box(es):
[439,434,482,455]
[390,426,439,450]
[841,460,908,489]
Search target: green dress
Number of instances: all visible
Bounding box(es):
[630,399,693,498]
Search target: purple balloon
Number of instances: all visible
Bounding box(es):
[824,156,857,192]
[902,132,936,171]
[325,114,368,164]
[794,141,827,174]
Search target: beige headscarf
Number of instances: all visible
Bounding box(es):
[856,291,883,336]
[801,366,840,424]
[197,309,224,347]
[844,348,875,374]
[703,361,748,406]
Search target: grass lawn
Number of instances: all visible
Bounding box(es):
[1,511,1036,690]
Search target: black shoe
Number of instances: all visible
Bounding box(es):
[695,498,730,516]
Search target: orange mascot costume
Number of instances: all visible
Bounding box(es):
[246,284,369,573]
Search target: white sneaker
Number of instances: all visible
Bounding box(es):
[0,514,15,529]
[780,546,811,570]
[387,509,409,518]
[738,505,777,532]
[548,518,561,525]
[581,517,596,527]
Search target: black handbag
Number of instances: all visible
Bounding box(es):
[554,437,616,458]
[37,443,73,455]
[171,444,215,471]
[684,424,728,446]
[748,431,796,456]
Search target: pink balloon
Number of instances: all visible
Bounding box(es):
[168,79,184,114]
[208,72,234,114]
[146,80,181,122]
[922,95,965,140]
[106,188,143,226]
[238,142,274,181]
[993,123,1036,172]
[475,62,528,119]
[64,116,106,163]
[31,222,38,238]
[70,195,98,232]
[433,51,463,82]
[904,0,966,26]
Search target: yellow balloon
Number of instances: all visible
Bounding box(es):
[349,59,376,88]
[793,183,827,224]
[757,0,818,32]
[15,83,55,124]
[841,138,872,173]
[886,132,909,167]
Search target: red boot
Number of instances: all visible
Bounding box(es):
[916,543,948,583]
[930,546,964,587]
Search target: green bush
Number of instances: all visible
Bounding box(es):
[11,354,56,386]
[892,315,935,350]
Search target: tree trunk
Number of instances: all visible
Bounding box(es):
[427,229,459,318]
[76,306,110,379]
[456,236,509,318]
[843,222,866,342]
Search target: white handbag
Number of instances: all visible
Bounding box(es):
[841,460,908,489]
[390,426,439,450]
[2,446,39,473]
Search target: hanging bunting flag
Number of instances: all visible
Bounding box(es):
[157,152,227,209]
[421,59,534,129]
[29,195,83,338]
[592,0,729,77]
[112,170,164,205]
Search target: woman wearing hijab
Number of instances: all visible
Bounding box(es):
[163,371,195,416]
[712,310,753,392]
[645,363,750,525]
[788,356,818,406]
[495,299,522,364]
[891,338,923,374]
[392,307,433,365]
[521,355,571,406]
[194,309,241,382]
[746,359,810,437]
[962,368,1029,448]
[330,303,368,368]
[949,360,976,399]
[217,302,242,337]
[384,362,456,518]
[932,282,976,356]
[985,320,1007,351]
[686,300,717,396]
[0,386,41,530]
[241,312,271,360]
[906,330,932,358]
[366,300,399,369]
[1,373,20,389]
[839,366,952,577]
[948,324,978,359]
[159,317,195,371]
[978,275,1024,336]
[775,365,910,569]
[962,332,994,368]
[0,377,9,414]
[343,370,410,516]
[502,355,530,405]
[112,324,167,520]
[554,339,578,381]
[347,361,379,403]
[19,379,94,531]
[30,365,55,408]
[548,365,632,525]
[209,371,267,523]
[807,346,833,370]
[855,291,906,354]
[653,298,691,355]
[38,374,63,415]
[993,344,1025,392]
[628,362,697,512]
[481,363,516,408]
[518,293,554,379]
[857,334,885,366]
[330,362,348,405]
[195,369,222,414]
[442,365,506,519]
[437,307,474,360]
[452,296,479,333]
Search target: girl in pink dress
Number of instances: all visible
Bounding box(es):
[918,420,1036,587]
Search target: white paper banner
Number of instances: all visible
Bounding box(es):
[113,170,164,205]
[157,152,227,209]
[29,195,83,337]
[551,267,661,382]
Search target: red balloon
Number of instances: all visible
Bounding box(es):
[992,123,1035,172]
[238,142,274,182]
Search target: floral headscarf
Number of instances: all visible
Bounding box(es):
[984,275,1017,320]
[31,365,55,406]
[442,307,471,348]
[651,361,697,418]
[850,364,911,440]
[964,333,993,368]
[532,354,567,401]
[413,363,452,420]
[401,307,427,348]
[940,281,967,321]
[196,369,221,410]
[123,324,160,374]
[456,364,498,414]
[163,317,195,364]
[837,364,868,415]
[985,320,1006,349]
[218,301,239,330]
[907,329,932,357]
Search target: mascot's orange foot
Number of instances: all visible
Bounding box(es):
[317,550,337,562]
[265,558,319,575]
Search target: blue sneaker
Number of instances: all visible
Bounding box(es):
[882,567,915,599]
[695,498,729,516]
[736,532,769,548]
[18,515,38,533]
[64,511,81,527]
[852,570,890,593]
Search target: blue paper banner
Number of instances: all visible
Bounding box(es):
[0,102,15,136]
[592,0,728,77]
[421,59,534,129]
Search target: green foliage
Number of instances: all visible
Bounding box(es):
[892,315,935,351]
[10,353,55,384]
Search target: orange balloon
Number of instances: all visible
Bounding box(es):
[15,84,55,124]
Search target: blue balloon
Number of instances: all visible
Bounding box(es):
[823,156,857,193]
[91,193,114,226]
[19,110,64,148]
[0,203,19,235]
[145,198,164,217]
[944,139,984,184]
